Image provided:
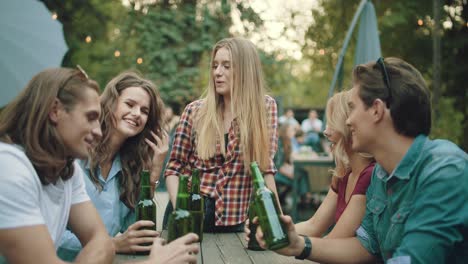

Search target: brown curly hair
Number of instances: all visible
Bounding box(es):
[88,71,165,209]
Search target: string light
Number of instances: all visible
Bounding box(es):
[319,49,325,55]
[417,19,424,26]
[51,12,58,20]
[85,36,92,43]
[137,57,143,64]
[114,50,121,57]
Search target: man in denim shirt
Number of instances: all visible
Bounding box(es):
[256,57,467,263]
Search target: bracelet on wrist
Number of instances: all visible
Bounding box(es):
[295,235,312,260]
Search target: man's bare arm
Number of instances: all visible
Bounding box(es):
[68,201,114,264]
[0,225,68,264]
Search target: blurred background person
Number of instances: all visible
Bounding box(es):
[301,109,323,152]
[279,108,300,131]
[274,123,313,211]
[294,129,306,147]
[164,105,180,133]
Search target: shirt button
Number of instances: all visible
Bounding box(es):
[387,189,392,195]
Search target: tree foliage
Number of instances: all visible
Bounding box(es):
[41,0,272,113]
[301,0,467,150]
[40,0,466,150]
[126,1,232,107]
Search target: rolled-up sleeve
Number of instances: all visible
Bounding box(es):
[164,101,197,178]
[356,181,381,257]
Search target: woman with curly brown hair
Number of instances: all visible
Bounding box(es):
[294,91,375,238]
[58,71,172,258]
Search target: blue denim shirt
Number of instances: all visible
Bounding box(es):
[356,135,468,263]
[57,155,134,260]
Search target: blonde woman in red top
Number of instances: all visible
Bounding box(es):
[245,91,374,245]
[294,91,375,238]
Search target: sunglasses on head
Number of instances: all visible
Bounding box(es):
[57,65,90,98]
[76,65,89,80]
[376,57,392,107]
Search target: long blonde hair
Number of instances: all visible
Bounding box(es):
[89,71,165,209]
[327,91,373,179]
[326,91,352,178]
[0,68,99,184]
[195,38,271,171]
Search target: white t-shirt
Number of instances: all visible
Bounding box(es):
[0,142,89,248]
[301,118,323,133]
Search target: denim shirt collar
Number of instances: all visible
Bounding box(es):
[105,155,122,182]
[83,154,122,183]
[375,134,427,181]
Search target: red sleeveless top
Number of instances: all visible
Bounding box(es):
[331,163,375,223]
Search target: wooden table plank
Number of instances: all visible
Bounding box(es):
[114,232,317,263]
[199,233,222,263]
[114,230,202,264]
[212,233,253,264]
[114,253,147,263]
[235,233,312,264]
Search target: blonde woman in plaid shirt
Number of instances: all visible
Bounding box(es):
[164,37,280,232]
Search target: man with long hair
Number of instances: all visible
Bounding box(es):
[0,68,114,263]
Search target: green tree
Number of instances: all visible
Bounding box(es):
[43,0,270,112]
[301,0,467,150]
[375,0,467,149]
[301,0,360,108]
[125,1,232,106]
[40,0,128,86]
[438,0,467,150]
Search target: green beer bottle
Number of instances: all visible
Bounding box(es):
[135,170,157,253]
[167,175,193,243]
[189,169,204,242]
[247,197,264,251]
[250,161,289,250]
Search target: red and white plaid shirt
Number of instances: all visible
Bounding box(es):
[164,95,278,226]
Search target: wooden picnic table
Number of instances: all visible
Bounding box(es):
[114,231,312,263]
